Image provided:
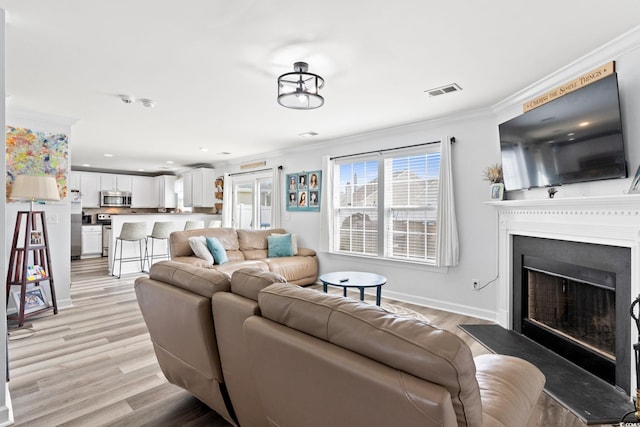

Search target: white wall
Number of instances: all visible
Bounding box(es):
[4,111,75,312]
[216,28,640,322]
[218,111,501,320]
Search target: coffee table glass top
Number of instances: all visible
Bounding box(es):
[319,271,387,287]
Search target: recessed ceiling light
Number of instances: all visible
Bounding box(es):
[140,99,156,108]
[82,163,91,167]
[299,131,319,137]
[137,169,145,172]
[166,160,174,164]
[199,147,209,152]
[579,121,590,127]
[104,153,114,157]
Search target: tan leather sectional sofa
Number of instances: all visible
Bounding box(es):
[135,261,545,427]
[168,227,318,285]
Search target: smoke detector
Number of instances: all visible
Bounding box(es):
[120,95,135,104]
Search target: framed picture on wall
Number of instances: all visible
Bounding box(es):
[286,170,321,211]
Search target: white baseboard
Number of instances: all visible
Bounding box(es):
[377,289,498,323]
[0,383,14,427]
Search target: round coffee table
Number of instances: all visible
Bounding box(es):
[319,271,387,306]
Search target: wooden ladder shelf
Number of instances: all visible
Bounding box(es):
[6,211,58,327]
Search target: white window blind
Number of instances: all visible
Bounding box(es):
[384,150,440,262]
[334,158,379,256]
[332,146,441,264]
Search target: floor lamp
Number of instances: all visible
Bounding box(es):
[6,175,60,327]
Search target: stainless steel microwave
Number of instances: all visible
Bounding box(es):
[100,191,132,207]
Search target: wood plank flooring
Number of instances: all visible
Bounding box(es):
[6,258,602,426]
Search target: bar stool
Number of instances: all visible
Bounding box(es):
[208,220,222,228]
[184,220,205,230]
[111,222,147,279]
[145,222,173,267]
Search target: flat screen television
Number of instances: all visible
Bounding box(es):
[499,73,626,191]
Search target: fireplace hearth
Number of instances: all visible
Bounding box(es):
[512,236,631,393]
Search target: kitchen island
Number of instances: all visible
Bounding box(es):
[108,213,221,276]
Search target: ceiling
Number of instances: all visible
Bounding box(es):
[1,0,639,174]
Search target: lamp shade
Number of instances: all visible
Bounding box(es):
[10,175,61,201]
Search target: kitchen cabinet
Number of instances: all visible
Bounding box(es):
[100,174,132,192]
[69,171,81,192]
[183,171,193,207]
[81,225,102,258]
[131,176,158,208]
[79,172,100,207]
[183,168,215,207]
[155,175,176,208]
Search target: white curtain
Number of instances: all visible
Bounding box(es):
[319,155,333,253]
[221,173,233,227]
[435,136,459,266]
[271,167,281,228]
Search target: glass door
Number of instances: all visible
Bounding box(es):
[231,172,273,230]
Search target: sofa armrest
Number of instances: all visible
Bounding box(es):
[474,354,545,427]
[297,247,316,257]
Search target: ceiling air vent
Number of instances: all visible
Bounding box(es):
[425,83,462,97]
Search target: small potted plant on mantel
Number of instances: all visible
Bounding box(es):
[483,163,504,200]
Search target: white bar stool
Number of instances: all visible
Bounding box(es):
[145,222,174,267]
[184,220,205,230]
[111,222,147,279]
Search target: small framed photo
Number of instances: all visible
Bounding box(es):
[489,183,504,200]
[298,174,308,190]
[13,286,49,314]
[30,230,42,245]
[288,175,298,191]
[629,165,640,193]
[288,191,297,207]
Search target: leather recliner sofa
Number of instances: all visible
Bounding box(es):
[135,261,545,427]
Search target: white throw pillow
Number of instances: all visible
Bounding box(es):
[188,236,214,264]
[273,233,298,255]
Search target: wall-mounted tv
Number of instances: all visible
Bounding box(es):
[499,73,626,191]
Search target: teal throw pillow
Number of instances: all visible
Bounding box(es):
[206,237,228,265]
[267,233,293,257]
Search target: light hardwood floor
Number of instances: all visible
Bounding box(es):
[7,258,597,426]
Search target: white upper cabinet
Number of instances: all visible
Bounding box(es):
[100,174,132,192]
[131,176,158,208]
[183,168,214,207]
[155,175,176,208]
[79,172,101,207]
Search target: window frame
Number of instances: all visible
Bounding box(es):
[331,145,441,266]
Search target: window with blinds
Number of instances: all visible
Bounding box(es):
[384,151,440,262]
[332,146,441,264]
[334,159,379,256]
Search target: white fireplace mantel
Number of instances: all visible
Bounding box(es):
[489,194,640,390]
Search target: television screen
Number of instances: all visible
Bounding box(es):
[499,73,626,191]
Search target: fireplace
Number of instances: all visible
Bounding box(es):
[512,236,631,393]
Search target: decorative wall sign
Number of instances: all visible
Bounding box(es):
[6,126,69,202]
[523,61,615,112]
[286,170,321,211]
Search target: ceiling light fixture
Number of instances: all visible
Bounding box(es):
[140,99,156,108]
[277,62,325,110]
[299,131,319,137]
[119,95,135,104]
